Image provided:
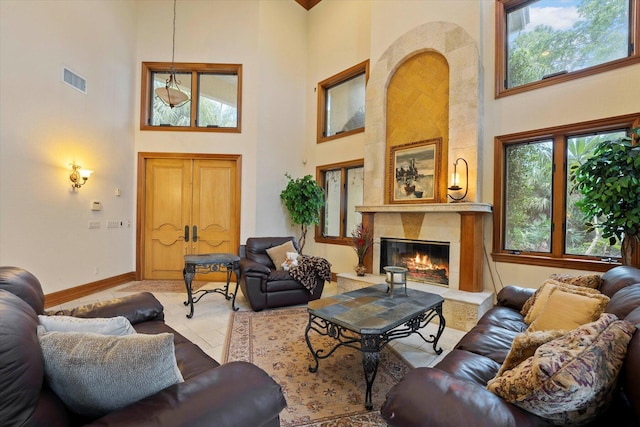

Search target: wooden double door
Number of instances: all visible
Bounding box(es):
[140,155,240,280]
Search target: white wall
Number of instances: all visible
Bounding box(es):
[0,0,137,293]
[133,0,307,241]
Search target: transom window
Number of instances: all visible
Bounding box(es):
[315,160,364,244]
[493,114,640,270]
[141,62,242,132]
[317,60,369,143]
[495,0,639,97]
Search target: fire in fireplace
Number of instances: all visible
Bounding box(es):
[380,238,449,286]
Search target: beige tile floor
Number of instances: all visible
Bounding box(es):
[52,280,465,368]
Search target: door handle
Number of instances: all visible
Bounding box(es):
[192,225,198,242]
[184,225,190,242]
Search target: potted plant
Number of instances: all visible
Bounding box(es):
[571,129,640,266]
[351,223,373,276]
[280,173,325,253]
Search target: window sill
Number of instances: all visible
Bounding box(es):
[491,252,621,273]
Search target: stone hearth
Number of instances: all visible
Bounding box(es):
[337,272,493,332]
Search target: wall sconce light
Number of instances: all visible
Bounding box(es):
[448,157,468,202]
[70,164,93,190]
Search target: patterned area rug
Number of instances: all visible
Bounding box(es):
[117,280,208,293]
[223,307,411,426]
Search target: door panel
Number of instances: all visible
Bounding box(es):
[190,159,237,280]
[143,157,239,281]
[145,159,191,279]
[193,160,235,256]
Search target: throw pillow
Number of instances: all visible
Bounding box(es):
[38,328,184,417]
[38,315,136,336]
[495,329,567,377]
[523,279,602,324]
[266,240,298,271]
[527,289,609,332]
[549,273,602,290]
[487,313,635,425]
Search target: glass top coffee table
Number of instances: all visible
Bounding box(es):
[305,283,445,410]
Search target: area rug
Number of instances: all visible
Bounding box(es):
[117,280,208,293]
[223,307,411,426]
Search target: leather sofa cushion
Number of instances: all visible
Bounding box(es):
[434,349,501,385]
[0,291,45,426]
[455,324,519,364]
[600,265,640,297]
[606,284,640,320]
[477,306,528,332]
[265,277,306,293]
[0,267,45,315]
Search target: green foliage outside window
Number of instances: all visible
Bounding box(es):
[507,0,630,88]
[504,141,552,252]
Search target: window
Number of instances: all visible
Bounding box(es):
[141,62,242,132]
[317,60,369,143]
[495,0,640,97]
[316,160,364,244]
[493,114,640,270]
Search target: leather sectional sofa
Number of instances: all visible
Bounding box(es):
[0,266,287,426]
[381,265,640,426]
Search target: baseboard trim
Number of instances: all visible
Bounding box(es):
[44,272,136,309]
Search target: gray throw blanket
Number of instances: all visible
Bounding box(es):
[289,255,332,295]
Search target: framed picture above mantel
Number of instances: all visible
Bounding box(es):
[388,138,441,204]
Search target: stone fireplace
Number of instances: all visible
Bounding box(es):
[356,21,492,293]
[337,21,495,331]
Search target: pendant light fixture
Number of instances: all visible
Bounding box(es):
[155,0,189,108]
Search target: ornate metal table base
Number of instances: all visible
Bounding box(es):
[305,288,445,410]
[183,253,240,318]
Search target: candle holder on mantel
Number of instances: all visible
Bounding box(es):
[383,266,408,298]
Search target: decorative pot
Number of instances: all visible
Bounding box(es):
[355,264,366,276]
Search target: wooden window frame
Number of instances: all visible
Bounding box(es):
[317,60,369,143]
[140,62,242,132]
[315,159,364,245]
[492,113,640,271]
[495,0,640,98]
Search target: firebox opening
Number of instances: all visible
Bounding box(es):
[380,237,449,286]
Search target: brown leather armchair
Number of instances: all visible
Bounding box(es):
[238,237,326,311]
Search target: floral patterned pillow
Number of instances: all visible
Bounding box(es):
[487,313,636,425]
[549,273,602,290]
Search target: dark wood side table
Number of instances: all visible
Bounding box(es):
[305,284,445,410]
[183,253,240,318]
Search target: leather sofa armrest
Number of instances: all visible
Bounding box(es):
[239,258,271,276]
[381,367,550,427]
[496,285,535,311]
[85,361,287,427]
[47,292,164,324]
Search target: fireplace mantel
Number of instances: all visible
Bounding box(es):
[357,203,492,293]
[356,203,492,214]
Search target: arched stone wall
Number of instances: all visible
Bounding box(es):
[364,21,480,205]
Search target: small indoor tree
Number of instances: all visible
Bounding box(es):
[572,130,640,266]
[280,173,325,253]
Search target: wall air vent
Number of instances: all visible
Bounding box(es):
[62,67,87,94]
